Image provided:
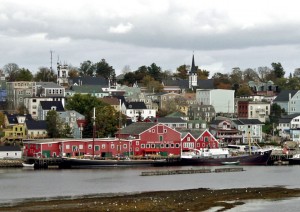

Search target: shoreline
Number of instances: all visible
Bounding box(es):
[1,187,300,211]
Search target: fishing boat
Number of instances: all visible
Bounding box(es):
[178,148,272,166]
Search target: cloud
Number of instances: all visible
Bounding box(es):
[108,23,134,34]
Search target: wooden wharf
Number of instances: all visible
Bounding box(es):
[141,167,244,176]
[25,157,63,169]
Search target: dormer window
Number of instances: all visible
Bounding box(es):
[51,106,57,111]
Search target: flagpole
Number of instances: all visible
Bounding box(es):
[93,107,95,159]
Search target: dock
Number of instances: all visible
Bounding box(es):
[141,167,244,176]
[25,157,63,169]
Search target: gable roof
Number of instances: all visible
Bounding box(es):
[69,76,108,86]
[278,113,300,123]
[25,120,47,130]
[70,85,105,93]
[0,146,21,152]
[5,113,33,125]
[274,90,298,102]
[40,101,65,111]
[120,122,156,135]
[148,117,187,123]
[125,102,147,109]
[180,129,206,139]
[233,119,263,125]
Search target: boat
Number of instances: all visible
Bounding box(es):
[221,161,240,165]
[22,163,35,168]
[59,157,169,168]
[178,148,272,166]
[288,154,300,165]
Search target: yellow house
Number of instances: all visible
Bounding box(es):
[2,125,26,142]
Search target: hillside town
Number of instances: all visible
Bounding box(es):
[0,55,298,163]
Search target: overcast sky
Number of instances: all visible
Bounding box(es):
[1,0,300,76]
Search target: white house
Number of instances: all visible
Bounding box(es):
[196,89,235,114]
[122,101,156,122]
[0,146,22,159]
[278,113,300,138]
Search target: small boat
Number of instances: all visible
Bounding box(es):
[221,161,240,165]
[22,163,35,168]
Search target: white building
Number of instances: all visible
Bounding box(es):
[196,89,235,114]
[122,102,156,122]
[0,146,22,159]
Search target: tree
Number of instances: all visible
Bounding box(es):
[95,105,119,137]
[3,63,19,81]
[17,104,29,115]
[212,72,231,88]
[257,66,272,81]
[46,110,63,138]
[78,60,95,76]
[197,69,209,80]
[0,111,5,129]
[123,72,137,86]
[243,68,259,81]
[175,65,189,79]
[147,63,162,81]
[236,84,253,96]
[15,68,33,81]
[271,62,285,78]
[142,75,164,93]
[230,67,243,84]
[95,59,115,80]
[68,66,79,78]
[34,67,56,82]
[65,94,104,116]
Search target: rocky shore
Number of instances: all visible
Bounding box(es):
[1,187,300,211]
[0,159,23,167]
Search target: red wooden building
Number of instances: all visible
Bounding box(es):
[23,123,220,158]
[181,129,219,151]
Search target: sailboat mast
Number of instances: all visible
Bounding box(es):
[93,107,96,159]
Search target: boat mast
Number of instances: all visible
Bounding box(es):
[93,107,96,159]
[248,125,251,155]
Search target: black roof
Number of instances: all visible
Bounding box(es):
[234,119,263,125]
[25,120,47,130]
[40,101,65,111]
[126,102,147,109]
[0,146,21,151]
[5,113,33,124]
[69,76,108,86]
[148,117,187,123]
[274,90,298,102]
[120,122,156,135]
[278,113,300,123]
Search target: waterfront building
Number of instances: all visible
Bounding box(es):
[0,146,22,159]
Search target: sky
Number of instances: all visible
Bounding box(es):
[1,0,300,77]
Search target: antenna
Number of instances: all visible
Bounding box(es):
[50,50,53,72]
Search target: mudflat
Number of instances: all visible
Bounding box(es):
[2,187,300,212]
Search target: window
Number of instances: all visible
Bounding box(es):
[123,144,127,149]
[146,144,150,148]
[141,144,145,148]
[94,145,100,151]
[159,135,163,141]
[111,144,115,149]
[79,145,83,149]
[102,144,106,149]
[170,143,174,148]
[187,137,190,141]
[175,143,180,148]
[48,143,52,147]
[88,144,92,149]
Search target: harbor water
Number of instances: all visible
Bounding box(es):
[1,165,300,210]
